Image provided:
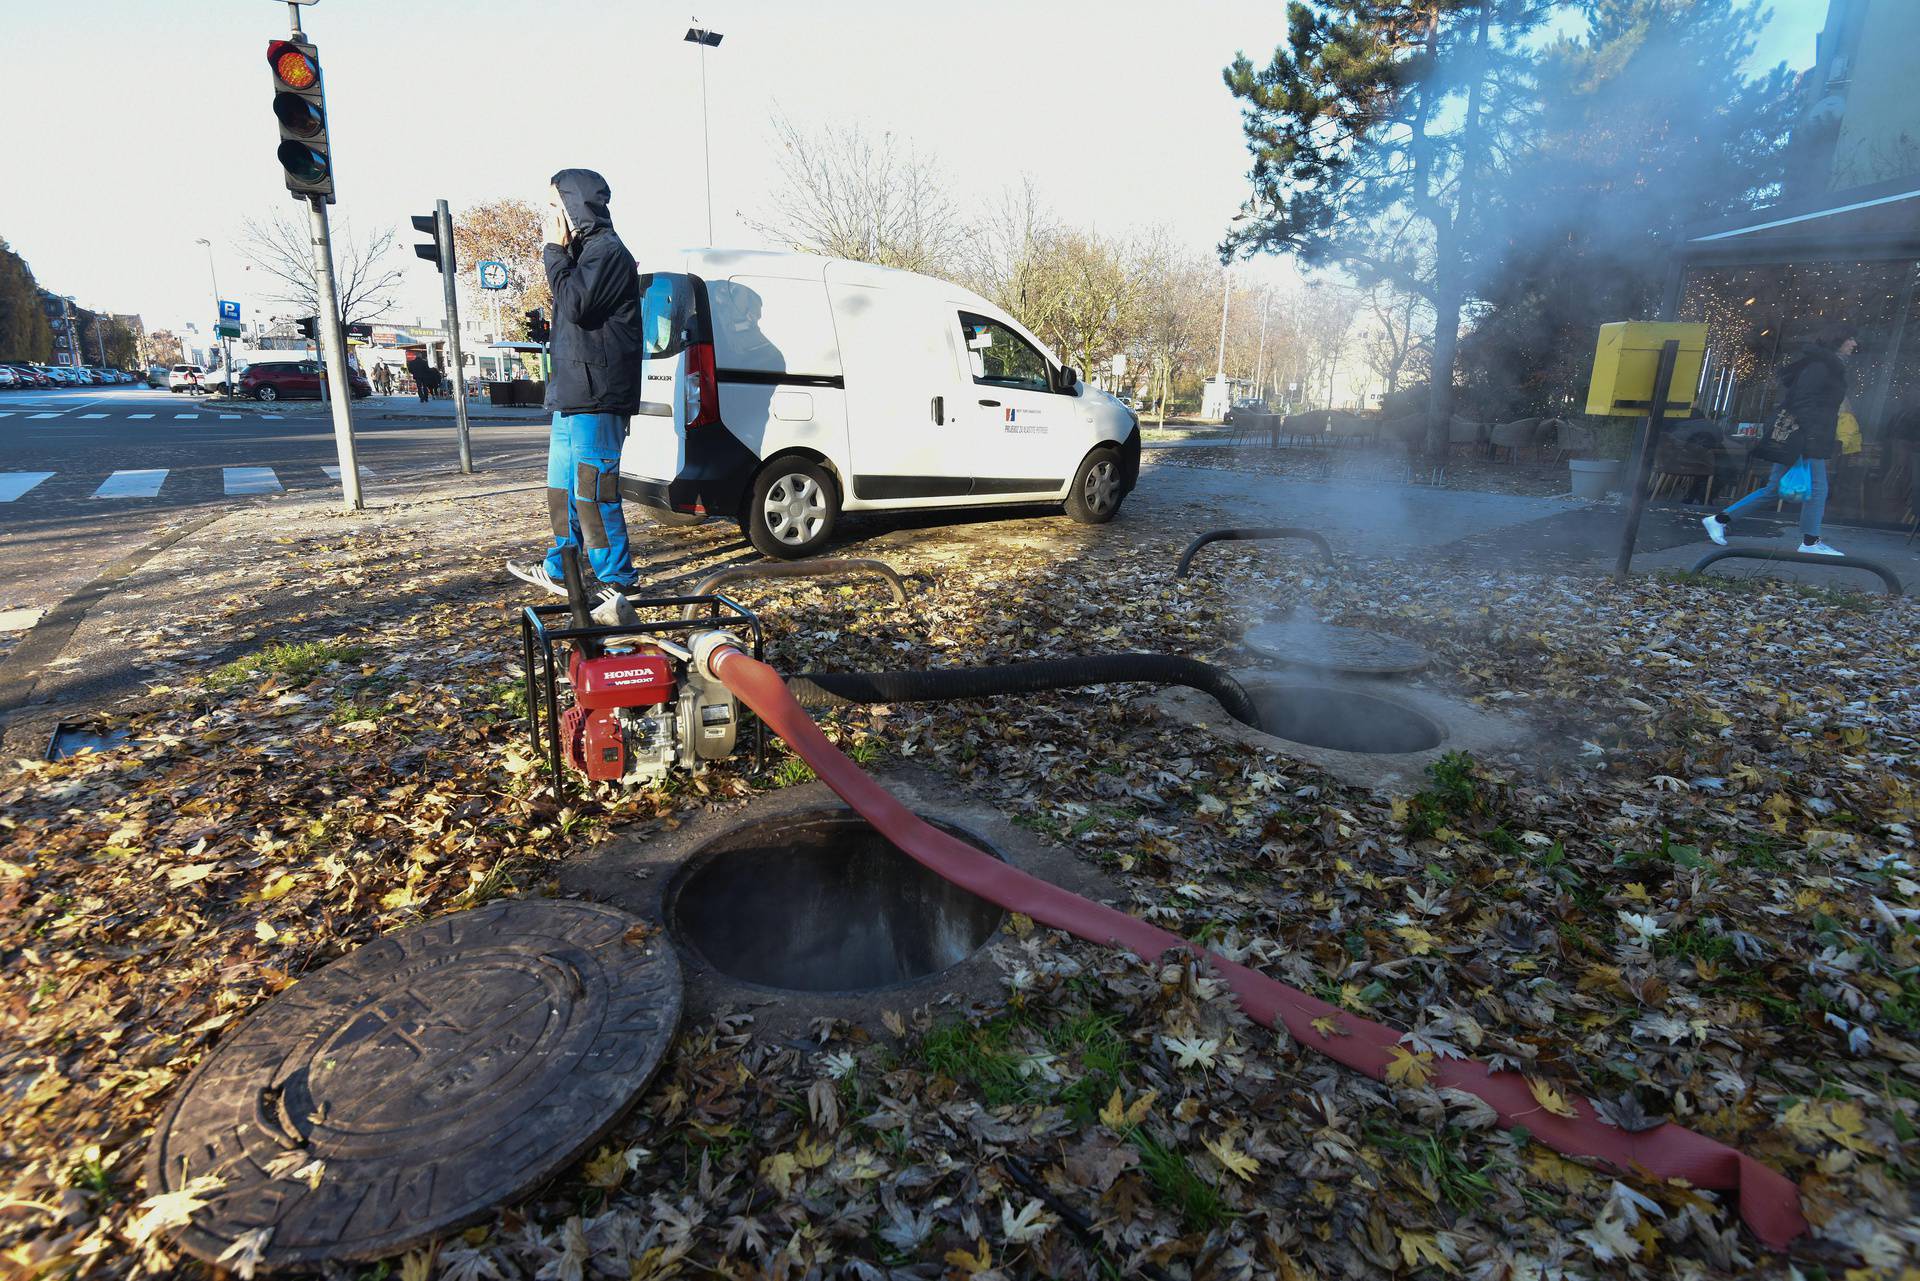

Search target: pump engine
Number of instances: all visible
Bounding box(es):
[558,645,739,784]
[519,549,763,797]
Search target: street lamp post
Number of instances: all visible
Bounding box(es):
[1211,270,1232,419]
[684,22,723,246]
[195,237,234,395]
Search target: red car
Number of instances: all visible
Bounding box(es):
[240,360,371,402]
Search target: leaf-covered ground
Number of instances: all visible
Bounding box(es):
[1152,442,1588,497]
[2,489,1917,1279]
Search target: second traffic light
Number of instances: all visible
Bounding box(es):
[266,38,332,199]
[412,212,445,272]
[524,309,550,345]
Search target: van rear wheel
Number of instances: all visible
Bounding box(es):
[1065,447,1125,524]
[744,458,837,559]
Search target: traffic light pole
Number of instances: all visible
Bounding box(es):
[435,199,473,474]
[306,194,364,510]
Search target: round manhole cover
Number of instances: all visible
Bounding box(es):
[1242,620,1431,676]
[145,899,681,1272]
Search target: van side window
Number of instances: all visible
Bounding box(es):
[958,313,1052,393]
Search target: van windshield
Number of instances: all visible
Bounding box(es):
[639,272,698,359]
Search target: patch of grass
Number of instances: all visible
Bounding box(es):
[328,696,402,726]
[1404,751,1488,840]
[456,859,518,908]
[1132,1129,1231,1230]
[1656,925,1735,964]
[920,1017,1028,1107]
[1732,837,1787,873]
[767,755,817,788]
[207,640,368,691]
[1371,1126,1498,1212]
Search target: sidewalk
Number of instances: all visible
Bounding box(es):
[206,393,548,424]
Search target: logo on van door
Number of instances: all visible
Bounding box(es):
[1003,407,1046,435]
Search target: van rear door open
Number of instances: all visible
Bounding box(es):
[622,272,698,484]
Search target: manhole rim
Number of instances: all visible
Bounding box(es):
[142,898,683,1270]
[664,806,1010,998]
[1237,678,1451,757]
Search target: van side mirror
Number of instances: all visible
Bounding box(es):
[1056,366,1079,393]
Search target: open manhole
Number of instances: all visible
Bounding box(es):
[669,808,1006,994]
[1242,619,1431,676]
[1237,682,1446,754]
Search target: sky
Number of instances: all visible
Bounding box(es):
[1,0,1829,340]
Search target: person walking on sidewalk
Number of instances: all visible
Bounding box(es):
[1702,321,1857,557]
[506,169,642,596]
[407,355,432,404]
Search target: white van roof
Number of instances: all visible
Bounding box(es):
[666,249,1060,365]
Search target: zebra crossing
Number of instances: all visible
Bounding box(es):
[0,409,280,421]
[0,464,374,503]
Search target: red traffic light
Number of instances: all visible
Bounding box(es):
[267,39,319,90]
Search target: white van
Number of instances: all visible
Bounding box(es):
[619,250,1141,559]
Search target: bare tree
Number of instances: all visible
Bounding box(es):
[1361,285,1431,401]
[239,211,404,327]
[747,112,971,274]
[1297,283,1363,410]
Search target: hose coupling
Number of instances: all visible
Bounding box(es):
[690,630,746,681]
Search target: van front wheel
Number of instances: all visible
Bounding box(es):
[1065,447,1125,524]
[745,458,838,559]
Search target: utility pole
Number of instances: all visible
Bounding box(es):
[1253,294,1271,403]
[307,198,363,509]
[195,238,234,394]
[277,0,362,510]
[685,23,724,245]
[434,199,473,473]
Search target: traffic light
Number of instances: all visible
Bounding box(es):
[295,316,319,340]
[411,213,442,272]
[524,309,550,344]
[266,38,333,199]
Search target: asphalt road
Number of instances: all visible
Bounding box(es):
[0,385,547,640]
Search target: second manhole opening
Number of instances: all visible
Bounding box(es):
[669,808,1007,994]
[1240,683,1446,754]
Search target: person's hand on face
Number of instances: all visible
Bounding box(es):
[544,186,572,248]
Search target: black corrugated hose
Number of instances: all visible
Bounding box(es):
[787,654,1262,729]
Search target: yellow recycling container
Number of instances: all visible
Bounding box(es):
[1585,322,1708,418]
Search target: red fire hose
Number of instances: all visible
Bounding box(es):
[705,644,1808,1249]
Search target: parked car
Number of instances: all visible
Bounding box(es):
[0,366,16,389]
[168,364,207,393]
[200,365,242,394]
[240,359,370,401]
[1223,397,1272,425]
[146,366,170,388]
[615,250,1140,559]
[7,365,51,388]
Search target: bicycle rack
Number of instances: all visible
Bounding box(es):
[1687,547,1903,597]
[683,558,914,619]
[1174,527,1336,578]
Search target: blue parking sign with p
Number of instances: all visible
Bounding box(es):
[218,299,241,322]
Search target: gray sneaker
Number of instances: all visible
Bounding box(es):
[505,560,567,596]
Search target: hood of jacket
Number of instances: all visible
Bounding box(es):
[550,168,614,240]
[1778,346,1846,385]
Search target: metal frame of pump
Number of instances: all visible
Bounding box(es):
[520,590,765,803]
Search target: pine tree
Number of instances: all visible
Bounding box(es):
[1458,0,1794,415]
[1224,0,1553,447]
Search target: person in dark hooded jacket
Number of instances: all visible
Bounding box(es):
[507,168,642,596]
[1702,321,1857,557]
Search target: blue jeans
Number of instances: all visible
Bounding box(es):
[543,412,635,587]
[1721,459,1827,538]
